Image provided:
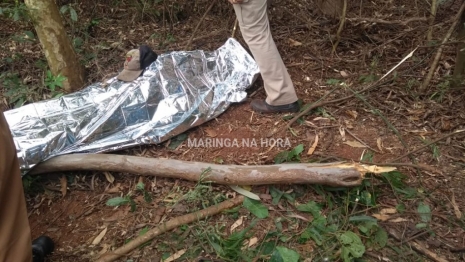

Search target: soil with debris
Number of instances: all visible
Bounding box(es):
[1,0,465,261]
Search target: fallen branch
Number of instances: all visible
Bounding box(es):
[420,0,465,91]
[30,154,395,187]
[389,129,465,162]
[95,195,245,262]
[184,0,216,50]
[387,228,449,262]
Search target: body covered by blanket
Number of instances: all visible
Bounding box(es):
[3,38,259,172]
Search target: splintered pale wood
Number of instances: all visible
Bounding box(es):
[30,154,396,187]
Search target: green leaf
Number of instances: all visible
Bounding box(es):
[136,182,144,191]
[270,186,284,205]
[69,7,78,21]
[106,196,129,207]
[415,222,428,229]
[396,203,406,213]
[349,215,377,222]
[417,202,431,222]
[260,241,276,255]
[276,246,300,262]
[60,5,69,14]
[296,201,321,217]
[243,197,268,218]
[374,227,388,248]
[24,30,35,40]
[339,231,365,259]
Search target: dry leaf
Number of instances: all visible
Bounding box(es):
[164,249,187,262]
[287,213,310,222]
[289,38,302,46]
[59,175,67,197]
[343,140,367,148]
[230,216,244,232]
[339,126,346,141]
[377,138,383,152]
[307,134,319,155]
[340,70,349,78]
[92,227,108,245]
[380,208,397,215]
[106,183,122,193]
[371,214,391,221]
[451,194,462,219]
[248,237,259,247]
[204,128,217,137]
[104,172,115,184]
[346,110,358,119]
[390,217,409,223]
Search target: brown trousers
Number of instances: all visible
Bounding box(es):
[232,0,298,106]
[0,112,32,261]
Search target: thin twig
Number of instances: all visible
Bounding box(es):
[231,18,238,38]
[344,127,381,153]
[420,0,465,91]
[331,0,347,55]
[348,17,427,25]
[390,129,465,162]
[184,0,216,50]
[95,196,245,262]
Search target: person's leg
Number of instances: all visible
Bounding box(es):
[233,0,299,112]
[0,112,33,262]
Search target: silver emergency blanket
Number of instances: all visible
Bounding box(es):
[4,38,259,172]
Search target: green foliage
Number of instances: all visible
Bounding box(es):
[44,70,66,97]
[274,144,304,164]
[326,78,342,85]
[0,72,30,108]
[381,171,417,199]
[106,181,152,212]
[59,4,78,22]
[270,246,300,262]
[243,197,269,219]
[339,231,365,262]
[0,2,29,21]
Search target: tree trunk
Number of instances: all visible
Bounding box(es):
[25,0,85,92]
[30,154,396,187]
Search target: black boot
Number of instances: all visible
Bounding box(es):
[32,236,55,262]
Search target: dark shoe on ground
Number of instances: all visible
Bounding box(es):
[32,236,55,262]
[251,99,299,113]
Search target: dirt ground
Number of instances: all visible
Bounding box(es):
[1,0,465,261]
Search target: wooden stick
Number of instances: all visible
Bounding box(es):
[29,154,395,187]
[331,0,347,55]
[427,0,438,41]
[387,228,449,262]
[389,129,465,162]
[184,0,216,50]
[95,195,245,262]
[420,0,465,91]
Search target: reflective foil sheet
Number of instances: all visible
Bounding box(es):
[4,38,260,173]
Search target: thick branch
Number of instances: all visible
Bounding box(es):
[29,154,395,187]
[95,195,245,262]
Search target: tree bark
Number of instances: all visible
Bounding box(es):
[30,154,396,187]
[25,0,85,92]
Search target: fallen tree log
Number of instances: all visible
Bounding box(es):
[29,154,396,187]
